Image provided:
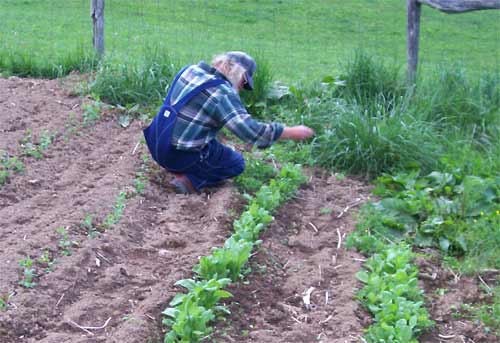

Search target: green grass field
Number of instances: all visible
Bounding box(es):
[1,1,499,340]
[1,0,499,82]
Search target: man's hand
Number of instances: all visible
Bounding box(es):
[280,125,315,141]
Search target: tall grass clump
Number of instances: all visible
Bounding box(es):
[240,55,273,118]
[0,44,97,78]
[312,99,441,177]
[262,52,498,179]
[89,48,178,106]
[336,51,407,110]
[414,67,500,138]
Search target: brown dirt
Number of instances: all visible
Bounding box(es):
[213,171,373,343]
[0,76,243,343]
[417,256,499,343]
[1,76,495,343]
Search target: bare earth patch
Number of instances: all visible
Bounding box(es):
[1,76,495,343]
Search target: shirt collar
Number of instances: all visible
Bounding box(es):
[198,61,231,84]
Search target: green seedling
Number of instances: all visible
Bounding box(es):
[20,129,42,159]
[102,191,127,229]
[82,99,102,126]
[39,130,56,151]
[163,163,305,343]
[18,258,37,288]
[56,226,77,256]
[356,245,433,342]
[37,249,56,273]
[0,294,8,310]
[319,207,333,215]
[0,152,24,186]
[81,214,99,238]
[134,172,146,194]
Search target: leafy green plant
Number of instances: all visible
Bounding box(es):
[348,170,500,271]
[356,245,434,342]
[56,226,77,256]
[163,163,305,342]
[194,238,253,282]
[18,258,37,288]
[20,129,43,159]
[170,278,232,313]
[37,249,56,273]
[102,191,128,229]
[82,99,102,126]
[0,151,24,186]
[234,153,277,194]
[0,294,8,310]
[163,295,215,343]
[39,130,56,151]
[19,129,55,160]
[81,214,99,238]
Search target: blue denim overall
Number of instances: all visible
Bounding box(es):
[143,67,245,191]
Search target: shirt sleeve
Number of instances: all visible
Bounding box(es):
[214,90,284,149]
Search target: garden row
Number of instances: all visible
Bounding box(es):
[162,163,306,342]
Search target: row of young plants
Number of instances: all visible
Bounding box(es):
[162,163,305,343]
[13,150,151,296]
[253,53,498,339]
[354,244,433,342]
[346,169,500,339]
[0,98,105,189]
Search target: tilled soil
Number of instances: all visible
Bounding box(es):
[0,76,242,342]
[1,76,496,343]
[213,171,373,343]
[417,257,499,343]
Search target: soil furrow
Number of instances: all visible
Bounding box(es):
[214,171,372,343]
[0,77,82,156]
[0,119,143,294]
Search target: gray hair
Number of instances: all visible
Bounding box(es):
[211,53,246,91]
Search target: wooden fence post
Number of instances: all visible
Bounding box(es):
[91,0,105,57]
[407,0,422,84]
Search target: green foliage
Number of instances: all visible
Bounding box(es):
[356,245,433,342]
[336,51,406,111]
[348,171,500,272]
[56,226,76,256]
[233,203,273,242]
[37,249,56,273]
[163,163,305,342]
[415,68,500,137]
[0,295,7,311]
[82,99,102,126]
[163,296,215,343]
[234,153,277,194]
[0,151,24,186]
[194,238,253,282]
[81,214,99,239]
[18,258,37,288]
[170,278,232,313]
[102,191,128,229]
[240,55,273,118]
[0,44,97,78]
[89,48,177,106]
[19,129,56,159]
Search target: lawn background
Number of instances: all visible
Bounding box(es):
[1,0,499,82]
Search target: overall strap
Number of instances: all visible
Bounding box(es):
[163,65,191,106]
[171,78,226,112]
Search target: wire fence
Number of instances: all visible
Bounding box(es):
[1,0,499,82]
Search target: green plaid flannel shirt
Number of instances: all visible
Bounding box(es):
[169,62,284,150]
